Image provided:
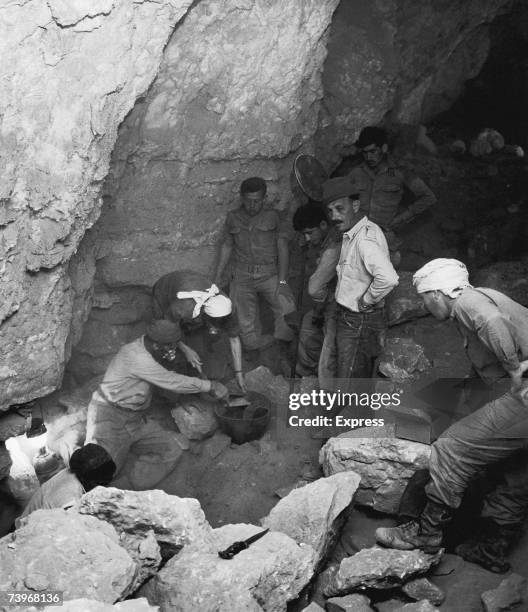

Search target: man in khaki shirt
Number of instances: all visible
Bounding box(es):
[323,177,398,381]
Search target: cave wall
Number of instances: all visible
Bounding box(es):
[316,0,513,166]
[68,0,341,382]
[0,0,197,409]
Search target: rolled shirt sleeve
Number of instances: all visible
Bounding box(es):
[403,171,437,217]
[308,245,340,303]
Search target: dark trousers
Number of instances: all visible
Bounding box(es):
[335,306,386,380]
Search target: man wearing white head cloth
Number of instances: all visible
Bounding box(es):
[377,258,528,573]
[152,270,246,392]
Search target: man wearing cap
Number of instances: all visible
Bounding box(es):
[16,444,116,526]
[213,177,294,358]
[322,177,398,385]
[376,258,528,573]
[85,319,228,489]
[152,270,246,392]
[350,126,436,264]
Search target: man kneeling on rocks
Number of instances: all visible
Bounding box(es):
[16,443,115,525]
[376,258,528,573]
[85,319,228,489]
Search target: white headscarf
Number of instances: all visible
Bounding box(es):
[413,258,472,298]
[176,284,232,318]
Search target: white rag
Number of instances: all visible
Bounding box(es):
[177,284,232,318]
[413,258,471,298]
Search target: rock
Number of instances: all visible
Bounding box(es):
[473,261,528,307]
[326,593,373,611]
[320,428,430,514]
[0,509,137,602]
[301,603,325,612]
[386,272,428,327]
[3,437,40,505]
[171,398,218,440]
[38,598,158,611]
[139,523,316,612]
[394,602,439,612]
[0,442,13,481]
[0,0,196,410]
[470,128,505,157]
[378,338,431,383]
[324,547,442,596]
[0,411,28,441]
[245,366,290,409]
[402,577,445,606]
[262,472,361,568]
[78,486,214,560]
[449,139,466,156]
[481,573,528,612]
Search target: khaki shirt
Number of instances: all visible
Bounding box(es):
[335,216,399,312]
[19,469,84,523]
[223,207,290,266]
[348,159,436,230]
[98,337,210,411]
[452,287,528,385]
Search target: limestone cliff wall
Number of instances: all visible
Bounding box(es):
[0,0,194,409]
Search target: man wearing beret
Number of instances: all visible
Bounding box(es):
[85,319,228,488]
[376,258,528,573]
[322,177,398,386]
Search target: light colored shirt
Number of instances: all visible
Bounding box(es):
[19,468,84,523]
[335,216,398,312]
[98,337,211,411]
[451,287,528,385]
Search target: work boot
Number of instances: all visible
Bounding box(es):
[455,519,522,573]
[375,500,452,554]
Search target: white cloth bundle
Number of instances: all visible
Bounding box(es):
[177,284,232,318]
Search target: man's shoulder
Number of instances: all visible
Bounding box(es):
[361,219,386,242]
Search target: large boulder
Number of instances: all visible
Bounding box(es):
[324,547,442,596]
[326,594,373,612]
[139,523,316,612]
[481,573,528,612]
[171,398,218,441]
[78,487,214,560]
[0,510,137,602]
[0,0,197,410]
[386,272,428,327]
[262,472,361,568]
[320,427,431,514]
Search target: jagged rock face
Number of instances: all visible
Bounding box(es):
[78,486,214,560]
[0,509,137,602]
[316,0,511,164]
[323,546,442,596]
[39,599,158,612]
[320,428,431,514]
[0,0,194,410]
[139,523,316,612]
[262,472,361,569]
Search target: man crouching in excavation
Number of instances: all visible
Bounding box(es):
[85,319,228,489]
[376,258,528,573]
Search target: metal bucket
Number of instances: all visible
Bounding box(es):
[214,392,271,445]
